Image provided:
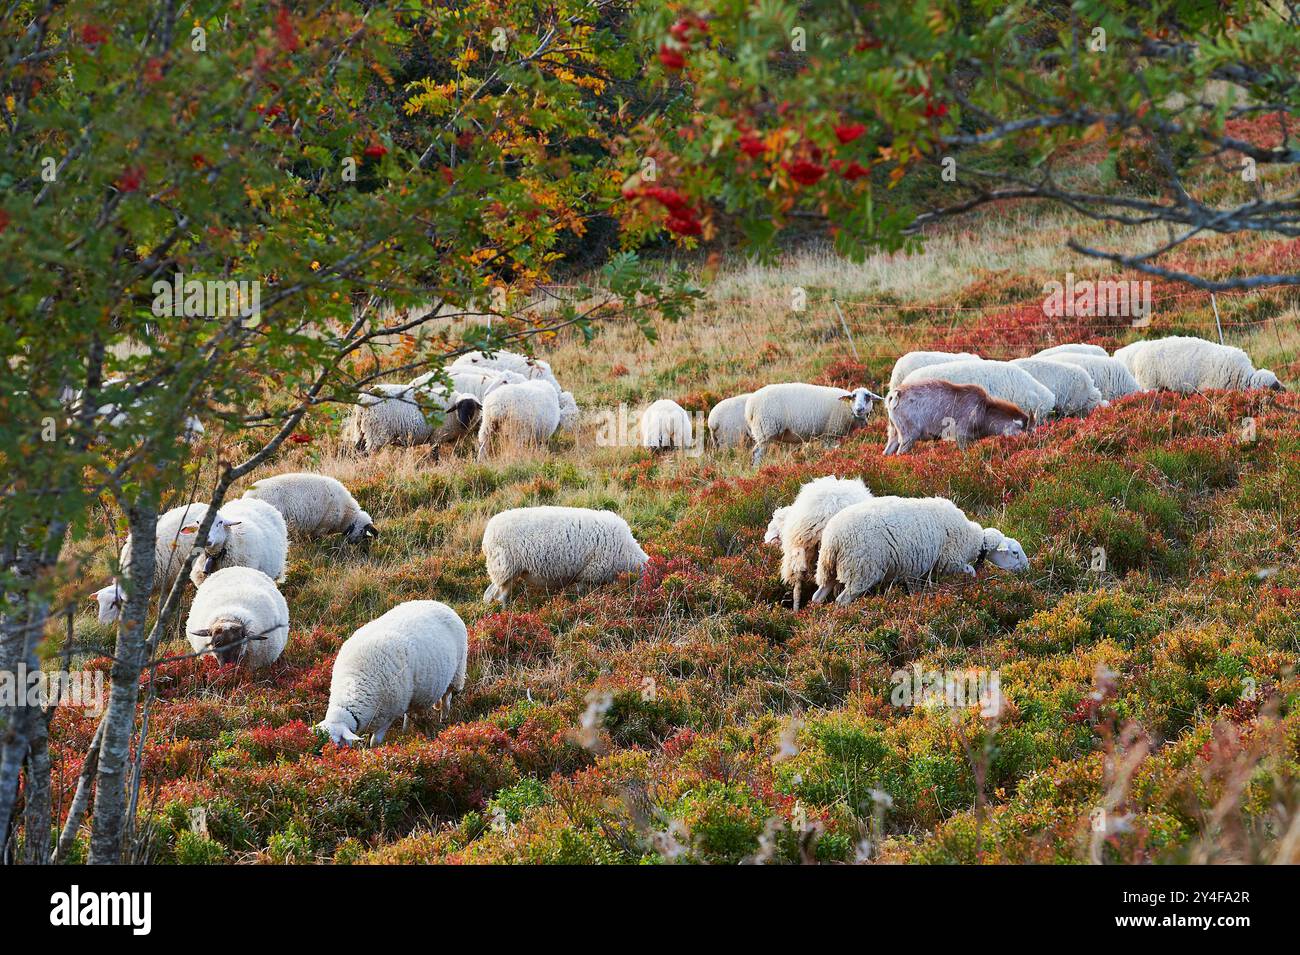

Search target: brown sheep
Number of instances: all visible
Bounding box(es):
[883,380,1029,455]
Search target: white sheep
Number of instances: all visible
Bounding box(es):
[812,496,1029,604]
[1112,336,1283,392]
[91,502,223,625]
[1010,357,1105,416]
[316,600,468,746]
[476,379,561,460]
[707,393,753,449]
[243,473,376,543]
[64,377,205,444]
[1044,353,1141,402]
[341,383,481,453]
[411,366,524,400]
[764,505,791,545]
[1034,343,1109,359]
[557,390,580,430]
[778,476,874,610]
[189,497,288,587]
[481,506,648,604]
[744,383,883,466]
[185,566,289,668]
[639,399,693,451]
[888,351,980,390]
[450,350,561,390]
[902,359,1056,422]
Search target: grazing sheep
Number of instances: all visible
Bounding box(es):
[92,502,223,625]
[883,380,1030,455]
[185,566,289,668]
[64,377,205,444]
[1112,336,1283,392]
[1010,357,1105,416]
[243,473,376,543]
[316,600,469,746]
[888,351,980,390]
[640,399,693,452]
[411,367,525,401]
[557,390,580,430]
[1034,343,1109,359]
[481,506,648,604]
[812,496,1029,604]
[342,383,481,453]
[189,497,288,587]
[902,360,1056,423]
[745,383,883,466]
[778,476,874,610]
[476,379,561,460]
[450,350,561,390]
[1044,353,1141,402]
[707,393,753,449]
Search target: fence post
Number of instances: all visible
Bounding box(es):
[1210,293,1224,344]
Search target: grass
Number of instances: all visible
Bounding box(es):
[39,191,1300,865]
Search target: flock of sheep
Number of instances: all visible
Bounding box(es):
[82,334,1283,746]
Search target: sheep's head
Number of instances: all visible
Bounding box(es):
[987,536,1029,572]
[90,583,123,625]
[1251,369,1284,391]
[558,391,579,429]
[839,387,884,419]
[764,506,791,545]
[191,615,249,665]
[1000,417,1028,437]
[347,510,379,544]
[316,717,363,746]
[179,512,237,554]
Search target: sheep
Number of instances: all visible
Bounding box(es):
[91,502,224,625]
[189,497,288,587]
[315,600,468,746]
[476,379,561,460]
[902,359,1056,423]
[341,382,481,453]
[1034,343,1109,359]
[1010,357,1105,416]
[481,506,648,604]
[185,566,289,668]
[811,496,1029,604]
[411,366,525,400]
[778,476,874,610]
[639,398,693,452]
[707,393,753,449]
[1112,336,1283,392]
[1044,353,1141,402]
[883,380,1030,455]
[64,377,205,444]
[243,473,377,543]
[764,506,791,546]
[888,351,980,390]
[744,383,883,466]
[557,390,580,430]
[450,350,561,390]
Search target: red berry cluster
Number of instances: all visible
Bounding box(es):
[622,184,702,236]
[658,13,707,71]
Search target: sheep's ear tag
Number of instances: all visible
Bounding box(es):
[179,525,198,534]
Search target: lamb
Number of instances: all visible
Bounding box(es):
[744,383,883,466]
[1112,336,1283,392]
[316,600,469,746]
[1043,353,1141,402]
[242,473,377,543]
[888,351,980,390]
[1034,343,1109,359]
[189,497,288,587]
[707,393,753,449]
[185,566,289,668]
[91,502,223,625]
[476,379,561,460]
[341,382,481,453]
[481,506,648,604]
[883,380,1030,455]
[640,398,693,452]
[450,350,561,390]
[811,496,1029,604]
[777,476,874,610]
[901,359,1055,422]
[1010,357,1105,416]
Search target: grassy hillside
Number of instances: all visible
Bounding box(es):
[49,206,1300,864]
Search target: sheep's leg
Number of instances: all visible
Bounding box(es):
[482,582,500,604]
[370,719,395,746]
[792,579,802,612]
[835,584,865,605]
[896,436,916,454]
[810,584,833,604]
[751,442,766,466]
